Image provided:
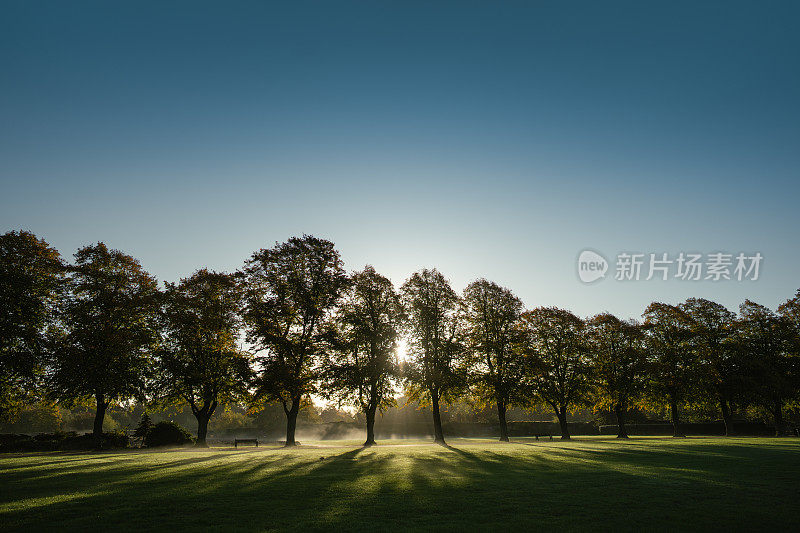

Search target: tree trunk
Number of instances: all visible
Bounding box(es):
[364,404,377,447]
[431,388,445,444]
[285,396,300,446]
[720,398,734,437]
[555,405,570,440]
[773,399,786,437]
[195,413,210,447]
[670,395,685,437]
[614,403,628,439]
[192,400,216,447]
[497,399,509,442]
[93,394,108,448]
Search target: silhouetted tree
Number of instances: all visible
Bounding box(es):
[680,298,742,436]
[462,279,524,442]
[738,300,798,436]
[401,268,465,444]
[586,314,647,438]
[242,236,348,446]
[642,302,697,438]
[157,270,252,446]
[133,412,153,445]
[49,243,160,445]
[520,307,590,439]
[322,266,403,446]
[778,290,800,433]
[0,231,64,421]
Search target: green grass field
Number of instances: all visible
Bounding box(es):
[1,437,799,532]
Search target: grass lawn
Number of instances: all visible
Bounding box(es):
[1,437,799,532]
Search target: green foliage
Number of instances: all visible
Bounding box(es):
[461,279,525,439]
[736,299,799,434]
[144,421,193,447]
[1,230,798,441]
[0,401,64,433]
[157,269,252,443]
[242,235,348,443]
[519,307,592,416]
[400,268,466,443]
[0,431,129,452]
[586,313,647,413]
[48,242,161,437]
[400,269,466,405]
[133,413,153,441]
[642,302,698,405]
[323,266,403,425]
[678,298,744,433]
[0,230,64,421]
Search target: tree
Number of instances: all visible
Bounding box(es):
[401,268,465,444]
[778,289,800,331]
[642,302,696,438]
[157,269,252,446]
[738,300,798,436]
[520,307,590,440]
[49,243,160,445]
[0,231,64,421]
[586,313,647,438]
[133,412,153,445]
[323,266,403,446]
[462,279,524,442]
[242,235,348,446]
[679,298,741,436]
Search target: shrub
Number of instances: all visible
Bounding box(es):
[0,431,128,452]
[144,421,193,447]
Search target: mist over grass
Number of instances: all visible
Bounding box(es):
[2,437,799,531]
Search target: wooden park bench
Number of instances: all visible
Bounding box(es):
[533,433,553,440]
[234,438,259,448]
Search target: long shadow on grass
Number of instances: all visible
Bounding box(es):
[2,442,800,532]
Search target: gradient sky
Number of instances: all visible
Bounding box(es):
[2,1,798,319]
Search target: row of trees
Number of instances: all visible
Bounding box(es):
[1,230,798,447]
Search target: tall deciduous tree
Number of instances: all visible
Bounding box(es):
[401,268,465,444]
[157,270,252,446]
[586,313,647,439]
[49,243,160,445]
[642,302,696,438]
[242,236,348,446]
[0,231,64,421]
[462,279,524,442]
[520,307,590,440]
[778,289,800,331]
[680,298,741,436]
[738,300,798,436]
[323,266,403,446]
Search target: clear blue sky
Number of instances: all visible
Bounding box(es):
[2,1,798,319]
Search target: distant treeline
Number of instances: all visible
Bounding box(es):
[1,230,798,447]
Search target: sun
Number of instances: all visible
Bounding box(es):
[395,337,410,362]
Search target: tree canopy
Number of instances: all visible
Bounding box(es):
[243,235,348,446]
[158,269,252,446]
[323,266,404,446]
[0,231,64,421]
[48,243,160,443]
[586,313,647,438]
[462,279,525,442]
[401,268,465,444]
[519,307,590,440]
[3,229,799,443]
